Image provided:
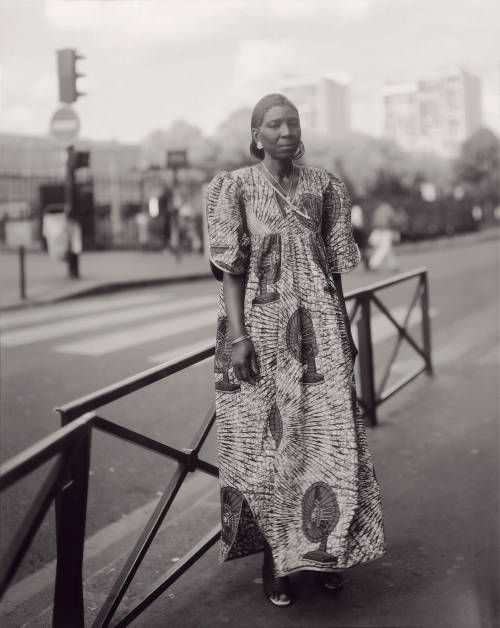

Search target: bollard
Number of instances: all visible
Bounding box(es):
[19,245,26,300]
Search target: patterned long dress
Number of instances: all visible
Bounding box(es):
[205,164,386,577]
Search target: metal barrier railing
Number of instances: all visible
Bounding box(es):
[349,266,433,425]
[0,267,432,627]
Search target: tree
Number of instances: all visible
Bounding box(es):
[212,108,255,170]
[454,127,500,207]
[140,120,215,170]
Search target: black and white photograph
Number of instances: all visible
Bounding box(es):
[0,1,498,627]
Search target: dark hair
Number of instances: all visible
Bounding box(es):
[250,93,299,160]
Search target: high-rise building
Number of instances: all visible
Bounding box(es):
[280,72,351,138]
[383,67,482,158]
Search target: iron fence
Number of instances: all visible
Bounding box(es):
[0,267,432,626]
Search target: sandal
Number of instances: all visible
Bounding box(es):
[262,548,292,607]
[323,571,344,591]
[262,565,292,606]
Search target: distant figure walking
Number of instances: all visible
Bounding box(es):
[169,190,182,262]
[368,202,400,272]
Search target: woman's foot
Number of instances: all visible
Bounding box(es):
[262,546,292,606]
[322,571,344,591]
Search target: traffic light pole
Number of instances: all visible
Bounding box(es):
[65,145,80,279]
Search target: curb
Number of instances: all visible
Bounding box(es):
[396,225,499,254]
[0,272,214,313]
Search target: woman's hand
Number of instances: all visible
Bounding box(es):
[344,316,358,364]
[348,332,358,363]
[232,339,260,385]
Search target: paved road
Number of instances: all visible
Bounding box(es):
[0,238,498,613]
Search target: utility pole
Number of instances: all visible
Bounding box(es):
[55,49,85,278]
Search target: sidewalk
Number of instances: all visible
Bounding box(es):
[1,226,498,312]
[130,348,499,627]
[18,333,492,628]
[0,248,211,311]
[5,330,497,628]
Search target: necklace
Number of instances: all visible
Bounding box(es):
[261,162,294,200]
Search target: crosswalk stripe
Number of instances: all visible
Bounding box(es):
[55,309,217,356]
[146,308,440,368]
[148,339,215,366]
[351,306,439,345]
[477,342,499,365]
[0,293,167,330]
[0,296,218,348]
[391,300,497,372]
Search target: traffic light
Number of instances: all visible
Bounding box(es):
[74,151,90,169]
[56,49,85,104]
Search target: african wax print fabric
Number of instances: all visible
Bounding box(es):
[205,165,386,576]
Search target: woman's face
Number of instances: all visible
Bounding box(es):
[253,105,301,160]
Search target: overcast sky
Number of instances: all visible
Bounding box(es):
[1,0,499,143]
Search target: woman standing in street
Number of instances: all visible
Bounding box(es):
[205,94,386,607]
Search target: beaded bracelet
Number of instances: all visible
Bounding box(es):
[231,334,251,346]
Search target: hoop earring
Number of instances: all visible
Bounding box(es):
[293,140,305,160]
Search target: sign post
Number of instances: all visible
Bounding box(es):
[50,106,80,148]
[50,106,82,278]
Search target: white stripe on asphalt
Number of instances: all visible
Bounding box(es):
[148,339,215,366]
[0,293,167,330]
[477,342,499,365]
[391,301,497,372]
[351,306,439,345]
[55,309,217,356]
[1,296,217,348]
[146,308,439,368]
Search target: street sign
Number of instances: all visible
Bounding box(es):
[167,150,188,169]
[50,106,80,147]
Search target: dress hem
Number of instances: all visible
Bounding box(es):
[217,543,387,578]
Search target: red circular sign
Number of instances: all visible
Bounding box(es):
[50,106,80,147]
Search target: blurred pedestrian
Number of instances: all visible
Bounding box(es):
[368,201,400,272]
[169,189,182,261]
[179,199,194,251]
[351,203,370,269]
[205,93,385,608]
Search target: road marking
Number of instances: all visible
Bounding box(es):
[351,306,439,345]
[148,339,215,367]
[477,342,499,365]
[391,300,498,372]
[1,296,217,348]
[146,308,440,368]
[1,473,218,613]
[55,308,216,356]
[0,293,167,330]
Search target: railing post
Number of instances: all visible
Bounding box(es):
[420,271,434,376]
[53,422,91,628]
[357,294,377,426]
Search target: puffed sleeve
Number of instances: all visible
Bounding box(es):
[205,171,251,282]
[321,173,361,274]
